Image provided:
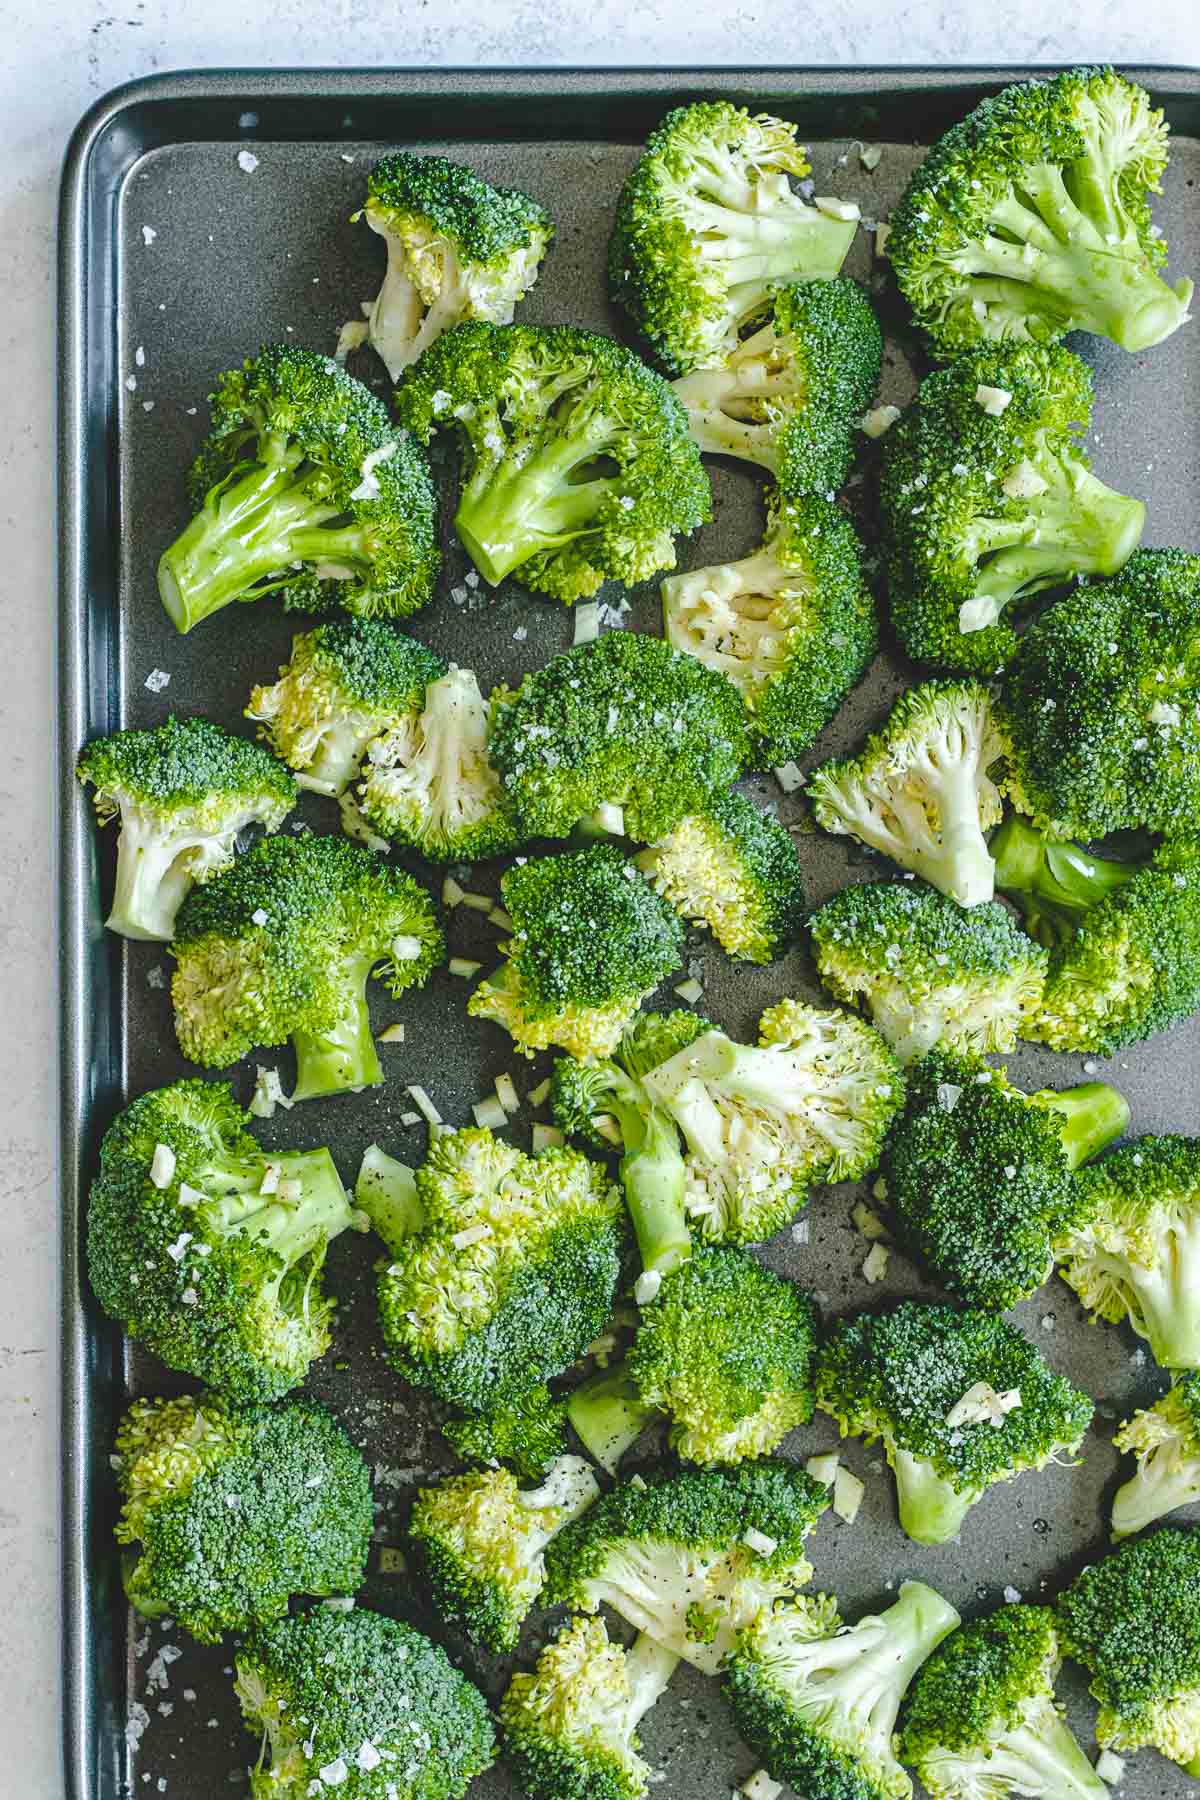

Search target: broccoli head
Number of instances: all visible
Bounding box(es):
[808,681,1009,907]
[468,845,685,1060]
[157,345,438,632]
[816,1302,1094,1545]
[87,1079,357,1400]
[409,1454,598,1652]
[884,1046,1129,1309]
[882,342,1144,672]
[897,1604,1107,1800]
[887,67,1193,356]
[488,629,751,842]
[998,548,1200,841]
[76,716,297,942]
[356,150,552,378]
[170,832,443,1100]
[376,1125,624,1411]
[725,1582,961,1800]
[671,279,883,493]
[1056,1526,1200,1772]
[810,879,1049,1062]
[1112,1374,1200,1541]
[113,1391,372,1642]
[661,488,878,769]
[441,1383,569,1483]
[1056,1136,1200,1370]
[245,618,445,797]
[395,321,710,601]
[234,1603,496,1800]
[543,1459,830,1674]
[609,102,858,375]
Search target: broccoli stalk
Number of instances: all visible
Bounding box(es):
[354,1144,424,1248]
[1112,1378,1200,1541]
[1033,1083,1132,1172]
[993,815,1140,946]
[568,1367,660,1475]
[891,1447,975,1547]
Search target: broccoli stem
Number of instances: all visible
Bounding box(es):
[1030,1082,1130,1171]
[926,762,996,908]
[107,815,210,941]
[810,1581,962,1751]
[291,968,382,1101]
[1112,1454,1200,1541]
[455,428,614,586]
[354,1144,425,1252]
[672,358,778,470]
[198,1147,355,1270]
[1098,1213,1200,1368]
[616,1101,692,1278]
[890,1446,975,1545]
[683,190,855,286]
[928,1709,1108,1800]
[992,816,1142,947]
[621,1633,680,1727]
[567,1366,658,1474]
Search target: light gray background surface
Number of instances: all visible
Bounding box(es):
[5,4,1198,1794]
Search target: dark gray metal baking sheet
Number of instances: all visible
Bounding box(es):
[59,66,1200,1800]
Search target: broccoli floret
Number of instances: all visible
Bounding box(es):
[409,1454,598,1652]
[816,1302,1094,1545]
[245,618,446,797]
[671,280,882,492]
[1056,1136,1200,1370]
[356,151,552,378]
[1112,1375,1200,1540]
[635,788,806,964]
[897,1604,1107,1800]
[994,819,1200,1053]
[356,664,523,860]
[609,102,858,375]
[170,833,443,1100]
[887,67,1194,356]
[157,345,438,632]
[468,846,685,1060]
[884,1047,1129,1309]
[998,549,1200,840]
[376,1126,624,1411]
[1055,1526,1200,1772]
[500,1616,679,1800]
[442,1384,569,1483]
[112,1391,372,1642]
[543,1460,830,1674]
[641,999,904,1246]
[86,1079,356,1400]
[882,343,1144,672]
[810,879,1049,1062]
[395,322,710,601]
[808,681,1009,907]
[76,716,297,941]
[234,1604,496,1800]
[488,630,751,842]
[661,488,878,768]
[725,1582,961,1800]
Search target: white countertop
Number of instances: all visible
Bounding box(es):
[3,2,1196,1789]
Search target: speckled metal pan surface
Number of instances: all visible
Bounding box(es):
[59,65,1200,1800]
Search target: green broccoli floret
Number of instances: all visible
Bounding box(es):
[87,1079,356,1400]
[356,665,523,860]
[395,322,710,601]
[882,343,1144,672]
[1112,1375,1200,1540]
[609,102,858,375]
[442,1383,569,1483]
[157,345,438,632]
[170,833,443,1100]
[809,879,1049,1063]
[640,999,904,1246]
[234,1603,496,1800]
[725,1582,961,1800]
[468,846,684,1060]
[887,67,1193,356]
[488,630,751,841]
[634,788,806,964]
[245,618,446,797]
[661,488,878,768]
[1055,1526,1200,1772]
[76,716,297,942]
[671,280,882,493]
[884,1046,1129,1309]
[998,549,1200,840]
[993,818,1200,1053]
[500,1615,679,1800]
[816,1302,1094,1545]
[1055,1136,1200,1370]
[543,1460,830,1674]
[375,1125,624,1411]
[808,681,1009,907]
[356,151,552,378]
[112,1391,372,1642]
[897,1604,1107,1800]
[409,1454,598,1652]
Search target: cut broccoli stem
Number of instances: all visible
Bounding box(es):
[891,1446,974,1545]
[623,1631,681,1723]
[355,1144,425,1251]
[1113,1456,1200,1542]
[197,1147,355,1277]
[810,1581,962,1744]
[291,967,382,1101]
[567,1366,659,1474]
[683,197,855,294]
[927,1711,1109,1800]
[617,1099,692,1278]
[930,760,997,908]
[1031,1082,1130,1172]
[992,816,1140,946]
[1097,1215,1200,1369]
[455,429,613,587]
[107,817,212,942]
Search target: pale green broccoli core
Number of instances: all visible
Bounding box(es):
[106,806,240,942]
[567,1367,660,1474]
[194,1147,355,1320]
[891,1446,975,1546]
[291,949,388,1101]
[1033,1084,1131,1171]
[1112,1389,1200,1541]
[672,321,800,469]
[919,1701,1108,1800]
[354,1144,425,1250]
